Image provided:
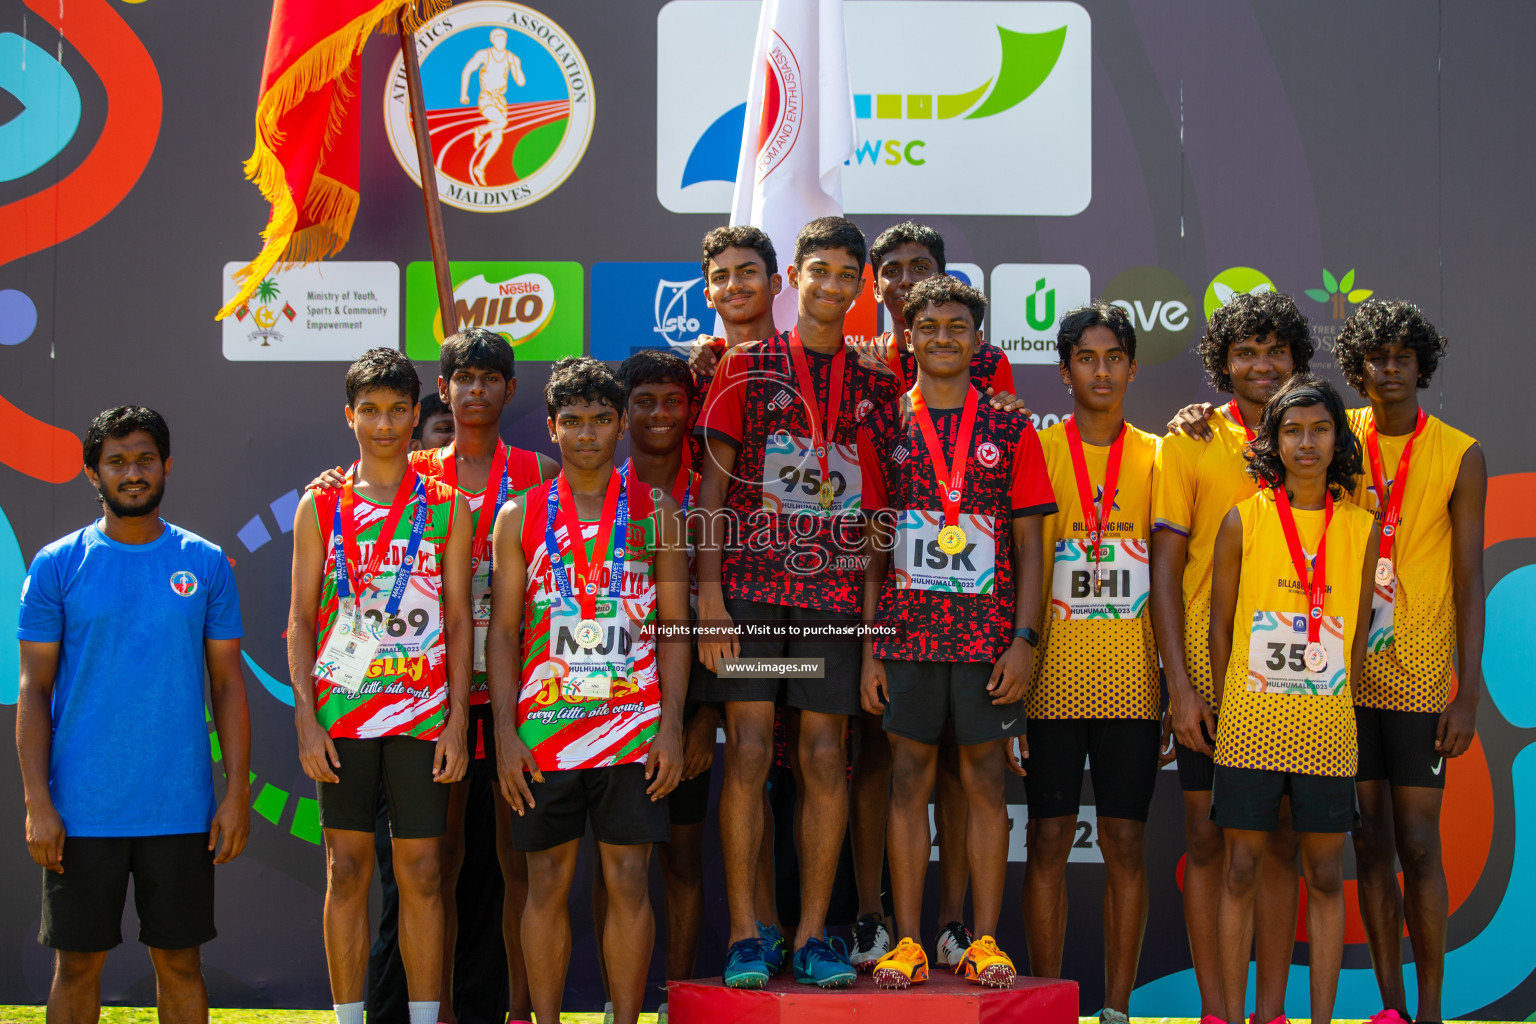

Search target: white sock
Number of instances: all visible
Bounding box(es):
[658,1001,669,1020]
[604,1001,615,1016]
[407,1001,441,1024]
[333,1003,364,1024]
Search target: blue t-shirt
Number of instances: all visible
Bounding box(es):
[17,520,243,837]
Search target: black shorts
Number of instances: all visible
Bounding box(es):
[1173,714,1219,793]
[695,599,861,716]
[510,763,670,853]
[882,660,1023,747]
[470,703,497,763]
[1356,706,1446,789]
[667,701,715,828]
[1024,718,1162,822]
[318,736,450,839]
[40,833,214,952]
[1212,764,1358,833]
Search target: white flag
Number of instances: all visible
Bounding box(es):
[729,0,857,331]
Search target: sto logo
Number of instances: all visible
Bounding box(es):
[0,0,162,484]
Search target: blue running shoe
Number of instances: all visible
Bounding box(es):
[792,935,856,989]
[758,922,788,976]
[723,937,769,989]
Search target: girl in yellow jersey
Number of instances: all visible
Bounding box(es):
[1209,375,1379,1024]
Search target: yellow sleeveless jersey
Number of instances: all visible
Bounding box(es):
[1214,490,1375,776]
[1347,408,1477,714]
[1030,421,1160,720]
[1152,408,1261,709]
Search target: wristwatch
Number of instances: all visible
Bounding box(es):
[1013,626,1039,648]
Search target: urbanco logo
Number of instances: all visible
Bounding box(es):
[1102,266,1195,365]
[384,2,594,213]
[990,264,1091,365]
[656,1,1090,216]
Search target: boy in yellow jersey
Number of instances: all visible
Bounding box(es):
[1150,291,1313,1023]
[1017,302,1161,1024]
[1210,374,1379,1024]
[1334,301,1485,1024]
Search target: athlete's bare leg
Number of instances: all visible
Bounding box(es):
[521,838,579,1024]
[492,796,531,1020]
[1022,815,1072,977]
[661,821,709,979]
[436,778,471,1023]
[886,734,939,942]
[1099,817,1150,1013]
[958,739,1009,939]
[1182,790,1226,1018]
[1218,828,1269,1024]
[1254,807,1301,1022]
[599,842,656,1024]
[935,733,971,928]
[1299,832,1347,1024]
[851,710,892,921]
[794,709,850,948]
[322,828,380,1005]
[755,788,782,930]
[721,700,776,944]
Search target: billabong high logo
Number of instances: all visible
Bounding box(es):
[384,2,594,214]
[170,571,198,597]
[657,1,1090,216]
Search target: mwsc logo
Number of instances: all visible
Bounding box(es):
[657,1,1090,216]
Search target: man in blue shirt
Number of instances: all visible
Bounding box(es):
[16,406,251,1024]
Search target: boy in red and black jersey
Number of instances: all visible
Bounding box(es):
[696,216,900,987]
[686,226,783,471]
[857,275,1051,988]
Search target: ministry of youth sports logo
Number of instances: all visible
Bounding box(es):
[384,2,594,213]
[169,571,198,597]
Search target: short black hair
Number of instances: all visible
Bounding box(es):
[1333,299,1447,395]
[794,215,867,269]
[544,356,625,418]
[619,349,694,402]
[440,326,515,382]
[412,393,449,439]
[701,225,778,278]
[1057,301,1137,365]
[346,348,421,407]
[902,274,987,329]
[84,406,169,470]
[1196,291,1313,394]
[1246,373,1363,498]
[868,221,946,272]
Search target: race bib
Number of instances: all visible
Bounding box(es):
[548,599,635,702]
[315,607,383,695]
[1245,610,1348,696]
[761,432,862,514]
[1367,577,1396,653]
[893,511,996,594]
[1049,538,1150,619]
[472,589,492,673]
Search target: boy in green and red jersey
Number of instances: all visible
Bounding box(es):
[858,275,1051,992]
[486,357,689,1024]
[288,348,473,1024]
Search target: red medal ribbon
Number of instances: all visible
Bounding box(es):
[671,461,694,506]
[1226,399,1256,442]
[339,465,421,593]
[1272,487,1334,645]
[909,384,981,528]
[786,327,848,493]
[1064,416,1127,576]
[442,441,508,569]
[1365,408,1426,566]
[554,470,622,620]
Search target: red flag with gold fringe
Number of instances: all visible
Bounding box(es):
[216,0,446,320]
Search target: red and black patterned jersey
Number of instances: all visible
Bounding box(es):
[859,390,1056,662]
[688,337,729,473]
[881,333,1017,397]
[698,329,901,613]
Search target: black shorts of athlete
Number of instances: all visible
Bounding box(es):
[882,660,1024,747]
[318,736,449,839]
[1212,764,1358,832]
[470,703,497,763]
[694,599,861,716]
[1173,713,1219,793]
[1356,706,1447,789]
[1024,718,1162,822]
[510,763,671,853]
[667,700,716,828]
[40,833,214,952]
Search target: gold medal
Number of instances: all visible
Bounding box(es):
[1303,640,1328,673]
[1374,556,1395,587]
[575,618,603,651]
[937,524,968,555]
[818,479,836,510]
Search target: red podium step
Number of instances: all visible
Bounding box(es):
[668,969,1078,1023]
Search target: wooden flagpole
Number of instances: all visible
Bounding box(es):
[398,9,458,336]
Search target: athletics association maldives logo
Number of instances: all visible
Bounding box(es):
[384,2,594,213]
[169,571,198,597]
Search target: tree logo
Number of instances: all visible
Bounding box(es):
[1305,268,1373,320]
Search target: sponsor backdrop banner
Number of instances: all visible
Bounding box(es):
[2,0,1534,1016]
